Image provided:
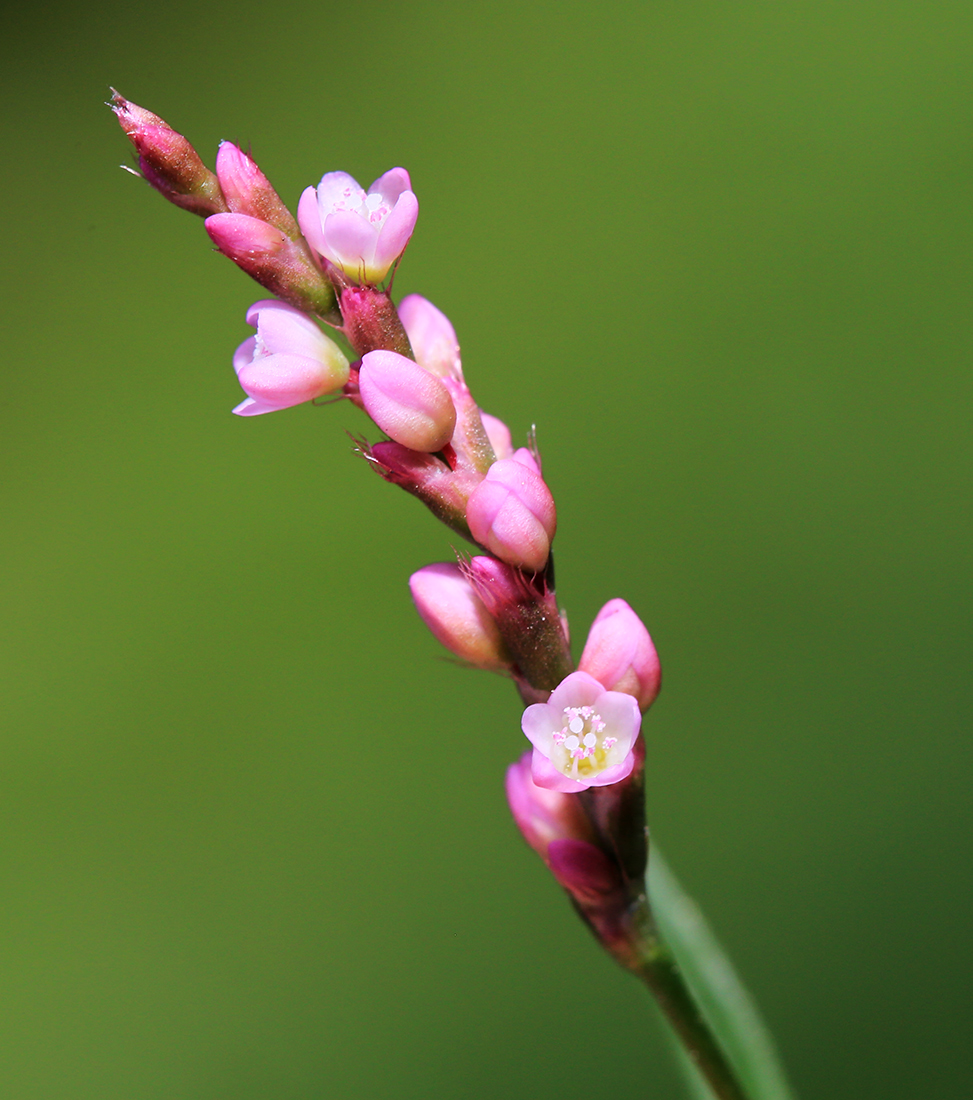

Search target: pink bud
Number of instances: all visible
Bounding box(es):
[579,599,661,712]
[215,142,299,238]
[111,91,228,217]
[297,168,418,285]
[358,350,456,453]
[409,563,509,671]
[546,839,623,903]
[480,413,513,460]
[205,213,335,317]
[231,299,349,416]
[505,752,595,856]
[397,294,462,379]
[466,459,557,573]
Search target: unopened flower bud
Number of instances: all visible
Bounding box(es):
[480,413,513,461]
[205,213,336,317]
[505,753,622,904]
[397,294,462,379]
[111,91,228,217]
[358,350,456,453]
[505,752,593,854]
[466,459,557,573]
[231,299,349,416]
[215,141,300,238]
[409,563,509,671]
[579,599,661,712]
[298,168,418,285]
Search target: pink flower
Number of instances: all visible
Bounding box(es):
[358,350,457,453]
[409,562,509,671]
[466,458,557,573]
[231,300,349,416]
[521,671,641,792]
[297,169,418,285]
[579,598,661,712]
[397,294,462,380]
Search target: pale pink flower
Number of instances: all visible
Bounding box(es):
[579,598,661,712]
[466,458,556,573]
[521,671,641,792]
[398,294,462,379]
[358,350,457,453]
[232,299,349,416]
[297,169,418,284]
[409,562,509,671]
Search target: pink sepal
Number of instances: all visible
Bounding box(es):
[297,186,326,255]
[530,749,591,792]
[480,413,513,460]
[511,447,541,475]
[398,294,462,379]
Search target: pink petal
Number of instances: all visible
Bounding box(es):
[233,335,257,376]
[546,671,605,714]
[251,300,331,362]
[530,748,591,793]
[372,189,418,273]
[232,397,277,416]
[316,170,363,212]
[585,749,637,788]
[589,690,642,754]
[297,186,327,256]
[322,209,378,273]
[368,167,412,205]
[521,702,560,753]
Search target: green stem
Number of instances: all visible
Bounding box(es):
[623,897,749,1100]
[648,851,798,1100]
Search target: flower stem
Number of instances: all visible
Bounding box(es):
[647,851,798,1100]
[626,897,749,1100]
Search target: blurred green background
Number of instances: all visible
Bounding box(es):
[2,1,971,1097]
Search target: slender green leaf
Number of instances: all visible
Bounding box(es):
[649,850,797,1100]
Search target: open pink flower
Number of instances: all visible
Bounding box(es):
[232,299,349,416]
[521,671,641,792]
[297,169,418,285]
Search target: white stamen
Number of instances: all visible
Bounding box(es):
[568,716,584,735]
[565,735,580,751]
